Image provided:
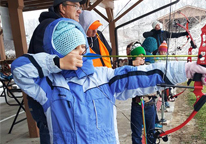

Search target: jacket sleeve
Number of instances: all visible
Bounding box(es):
[165,31,188,38]
[143,31,154,38]
[107,61,187,100]
[11,53,61,105]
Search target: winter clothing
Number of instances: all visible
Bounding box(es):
[12,18,188,144]
[131,46,146,60]
[79,10,112,68]
[143,22,188,54]
[158,41,168,52]
[27,6,61,144]
[142,37,157,63]
[53,22,86,56]
[28,7,61,54]
[152,20,161,29]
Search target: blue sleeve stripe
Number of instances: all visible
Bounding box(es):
[109,69,173,86]
[23,54,44,78]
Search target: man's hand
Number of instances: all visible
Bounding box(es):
[59,51,83,70]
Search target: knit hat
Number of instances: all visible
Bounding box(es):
[53,21,86,56]
[159,41,168,52]
[142,37,157,53]
[131,46,146,60]
[53,0,85,7]
[89,20,102,30]
[152,20,161,29]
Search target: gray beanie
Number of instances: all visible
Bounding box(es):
[53,0,85,7]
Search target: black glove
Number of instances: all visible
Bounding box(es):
[185,31,189,36]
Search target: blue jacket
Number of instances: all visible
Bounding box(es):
[11,18,187,144]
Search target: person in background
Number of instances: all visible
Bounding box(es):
[79,10,112,68]
[141,37,157,64]
[130,44,156,144]
[27,0,86,143]
[157,41,175,108]
[143,20,189,55]
[140,37,163,128]
[11,18,206,144]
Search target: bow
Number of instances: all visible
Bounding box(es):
[174,12,197,62]
[151,24,206,142]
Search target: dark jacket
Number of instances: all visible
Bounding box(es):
[143,29,188,54]
[28,7,61,53]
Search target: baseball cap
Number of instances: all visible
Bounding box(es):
[53,0,86,7]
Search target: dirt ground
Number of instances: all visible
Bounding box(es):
[116,88,204,144]
[170,88,203,144]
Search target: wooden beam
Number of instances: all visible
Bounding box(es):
[114,0,143,23]
[93,8,109,22]
[106,8,117,62]
[87,0,102,11]
[7,0,39,138]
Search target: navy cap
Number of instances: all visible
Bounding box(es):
[53,0,86,7]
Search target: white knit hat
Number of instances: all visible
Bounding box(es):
[152,21,161,29]
[53,21,86,56]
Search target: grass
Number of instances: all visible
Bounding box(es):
[187,82,206,141]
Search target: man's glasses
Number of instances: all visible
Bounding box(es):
[64,4,82,11]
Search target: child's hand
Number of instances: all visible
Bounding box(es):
[60,51,83,70]
[185,62,206,85]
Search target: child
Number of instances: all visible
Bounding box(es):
[157,41,173,108]
[130,44,156,144]
[11,18,206,144]
[141,37,158,64]
[158,40,167,55]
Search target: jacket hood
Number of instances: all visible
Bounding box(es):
[79,10,100,34]
[39,7,62,23]
[43,18,94,79]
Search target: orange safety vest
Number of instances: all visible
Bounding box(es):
[89,33,112,68]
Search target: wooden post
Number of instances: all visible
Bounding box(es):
[106,8,117,63]
[7,0,39,138]
[0,27,6,60]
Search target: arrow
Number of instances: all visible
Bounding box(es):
[84,53,197,60]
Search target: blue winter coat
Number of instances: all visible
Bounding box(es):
[11,18,187,144]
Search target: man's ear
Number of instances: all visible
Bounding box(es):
[59,4,66,15]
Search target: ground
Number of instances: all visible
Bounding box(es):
[170,88,203,144]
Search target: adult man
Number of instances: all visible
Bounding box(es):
[143,20,188,55]
[79,10,112,68]
[27,0,86,143]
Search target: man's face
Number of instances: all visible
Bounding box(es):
[155,24,161,30]
[87,29,98,37]
[61,2,82,22]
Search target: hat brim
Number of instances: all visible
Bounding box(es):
[89,20,102,30]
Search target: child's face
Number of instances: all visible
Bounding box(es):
[159,51,166,55]
[132,54,145,66]
[73,44,87,55]
[155,24,161,30]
